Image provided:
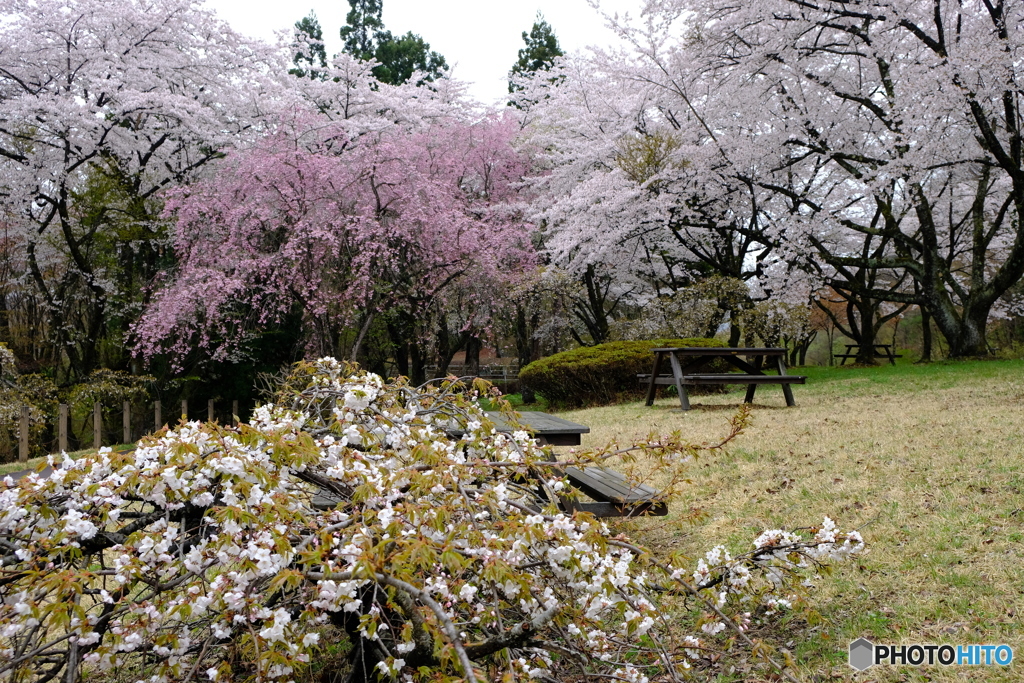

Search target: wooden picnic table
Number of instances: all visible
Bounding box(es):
[464,412,666,516]
[316,411,666,517]
[640,347,806,411]
[834,343,902,365]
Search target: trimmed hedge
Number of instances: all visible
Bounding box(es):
[519,338,726,408]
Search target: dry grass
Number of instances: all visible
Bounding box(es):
[556,360,1024,681]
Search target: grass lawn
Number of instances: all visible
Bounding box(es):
[0,443,135,477]
[549,359,1024,681]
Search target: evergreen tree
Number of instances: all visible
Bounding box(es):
[372,30,448,86]
[337,0,447,86]
[339,0,383,61]
[290,11,327,79]
[508,13,564,94]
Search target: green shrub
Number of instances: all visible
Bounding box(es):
[519,338,726,407]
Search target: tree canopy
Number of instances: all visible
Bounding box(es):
[290,11,328,79]
[337,0,448,85]
[508,12,564,93]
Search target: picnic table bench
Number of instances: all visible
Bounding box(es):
[313,411,666,517]
[455,412,667,517]
[640,347,806,411]
[834,343,902,365]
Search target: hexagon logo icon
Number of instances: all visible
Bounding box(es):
[849,638,875,671]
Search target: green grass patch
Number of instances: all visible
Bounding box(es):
[0,443,135,477]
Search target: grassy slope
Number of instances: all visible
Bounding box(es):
[556,359,1024,681]
[0,443,135,477]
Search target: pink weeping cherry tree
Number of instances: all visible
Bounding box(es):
[131,112,535,381]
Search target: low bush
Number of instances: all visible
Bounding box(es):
[519,337,726,407]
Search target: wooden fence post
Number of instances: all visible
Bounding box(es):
[181,399,187,421]
[208,399,214,422]
[154,400,162,432]
[19,405,29,463]
[123,401,131,443]
[232,400,239,426]
[59,404,68,453]
[93,401,102,449]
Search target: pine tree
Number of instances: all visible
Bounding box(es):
[508,13,564,94]
[290,11,327,79]
[337,0,447,86]
[372,30,448,86]
[339,0,384,61]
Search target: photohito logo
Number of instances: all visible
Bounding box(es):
[849,638,1014,671]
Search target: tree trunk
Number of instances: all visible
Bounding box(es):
[921,291,991,358]
[918,306,932,362]
[409,341,426,385]
[514,306,532,370]
[387,322,410,379]
[431,315,467,378]
[853,301,879,365]
[728,320,741,347]
[464,336,482,376]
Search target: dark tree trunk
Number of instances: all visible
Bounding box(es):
[919,286,992,358]
[409,341,426,385]
[570,264,615,345]
[846,299,877,364]
[386,322,410,379]
[431,315,467,378]
[464,335,481,376]
[729,320,741,347]
[514,306,531,369]
[919,306,932,362]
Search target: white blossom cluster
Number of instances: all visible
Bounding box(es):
[0,358,864,683]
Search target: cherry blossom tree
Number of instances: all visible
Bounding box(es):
[0,0,288,381]
[131,110,534,383]
[0,358,866,683]
[524,0,1024,356]
[621,0,1024,357]
[515,48,784,346]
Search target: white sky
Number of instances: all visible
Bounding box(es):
[202,0,639,106]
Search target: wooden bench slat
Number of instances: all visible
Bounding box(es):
[639,373,806,385]
[563,500,669,517]
[565,466,662,504]
[679,374,806,385]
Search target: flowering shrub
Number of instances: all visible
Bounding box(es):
[0,359,863,682]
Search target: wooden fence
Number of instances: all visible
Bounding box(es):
[10,368,521,464]
[12,399,242,464]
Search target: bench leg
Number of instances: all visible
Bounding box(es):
[645,352,663,406]
[669,352,691,410]
[775,356,796,407]
[743,354,762,403]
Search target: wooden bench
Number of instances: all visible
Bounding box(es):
[560,465,667,517]
[314,411,666,517]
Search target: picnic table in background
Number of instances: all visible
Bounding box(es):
[834,343,902,365]
[639,347,807,411]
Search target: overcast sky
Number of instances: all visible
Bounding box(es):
[202,0,639,106]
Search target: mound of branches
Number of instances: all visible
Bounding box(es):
[0,358,863,683]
